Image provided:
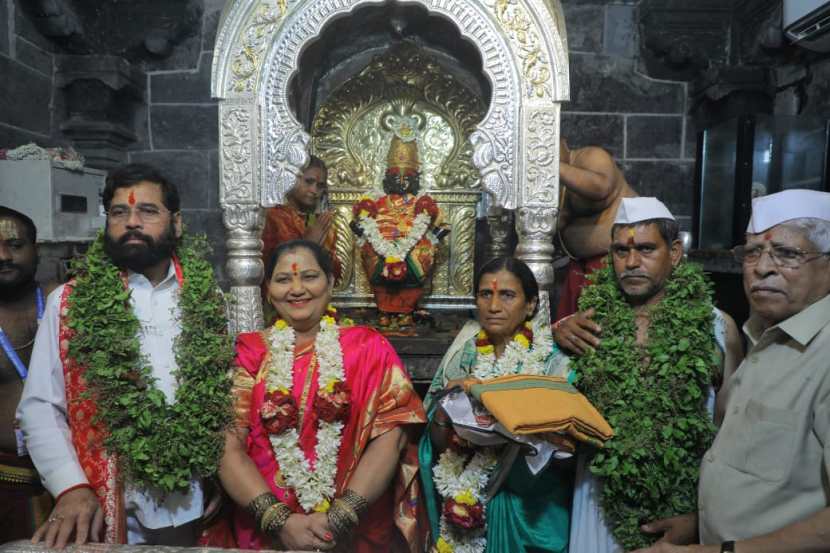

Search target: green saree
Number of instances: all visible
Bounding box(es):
[418,321,573,552]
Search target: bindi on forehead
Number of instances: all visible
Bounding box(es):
[128,190,136,206]
[291,263,299,276]
[0,219,21,240]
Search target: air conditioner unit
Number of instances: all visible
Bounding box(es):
[784,0,830,52]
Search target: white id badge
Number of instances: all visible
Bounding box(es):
[15,422,28,457]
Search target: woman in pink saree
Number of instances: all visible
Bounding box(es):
[217,239,427,552]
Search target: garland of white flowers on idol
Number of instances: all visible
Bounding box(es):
[264,309,348,513]
[354,194,436,265]
[432,319,551,553]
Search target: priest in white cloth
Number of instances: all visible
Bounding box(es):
[555,197,742,551]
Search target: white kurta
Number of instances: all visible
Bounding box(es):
[17,264,203,538]
[568,308,727,552]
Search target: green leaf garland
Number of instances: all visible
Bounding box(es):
[572,260,719,549]
[66,233,233,494]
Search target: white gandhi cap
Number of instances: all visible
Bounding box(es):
[613,197,675,225]
[746,189,830,234]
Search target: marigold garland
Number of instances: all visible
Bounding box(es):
[66,233,233,494]
[572,260,719,549]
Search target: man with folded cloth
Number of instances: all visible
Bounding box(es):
[554,197,743,552]
[633,189,830,553]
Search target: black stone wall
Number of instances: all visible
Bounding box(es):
[561,0,694,228]
[0,0,58,147]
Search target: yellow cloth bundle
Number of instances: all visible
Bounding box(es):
[468,374,614,449]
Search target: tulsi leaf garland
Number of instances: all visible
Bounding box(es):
[572,260,719,549]
[66,233,233,494]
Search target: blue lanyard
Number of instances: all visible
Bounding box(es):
[0,286,45,380]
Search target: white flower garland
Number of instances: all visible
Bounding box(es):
[432,448,499,553]
[357,209,432,262]
[265,316,345,512]
[472,320,552,380]
[433,320,553,552]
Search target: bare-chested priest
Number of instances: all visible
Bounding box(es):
[0,206,55,542]
[556,140,637,321]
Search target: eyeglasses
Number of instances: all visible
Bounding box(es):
[732,244,830,269]
[107,205,172,224]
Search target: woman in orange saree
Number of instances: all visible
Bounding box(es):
[218,239,427,552]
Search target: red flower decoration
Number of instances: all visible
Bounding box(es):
[381,260,408,281]
[315,381,351,423]
[261,390,298,435]
[386,167,401,176]
[353,198,378,218]
[442,498,485,530]
[414,196,439,222]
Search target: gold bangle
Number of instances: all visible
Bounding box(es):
[247,492,278,526]
[260,502,292,537]
[327,498,359,539]
[340,489,369,519]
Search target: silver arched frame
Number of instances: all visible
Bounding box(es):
[211,0,570,333]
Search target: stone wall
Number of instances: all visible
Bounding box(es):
[561,0,694,228]
[0,0,58,147]
[125,0,226,284]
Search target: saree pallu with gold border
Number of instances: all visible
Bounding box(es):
[231,325,428,552]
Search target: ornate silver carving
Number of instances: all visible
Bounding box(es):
[230,1,289,94]
[515,205,557,293]
[524,106,559,206]
[223,204,264,333]
[220,106,255,204]
[211,0,571,331]
[487,0,553,99]
[486,207,514,261]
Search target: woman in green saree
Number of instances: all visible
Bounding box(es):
[418,256,573,553]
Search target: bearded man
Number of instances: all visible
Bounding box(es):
[632,189,830,553]
[0,206,56,542]
[556,139,637,321]
[261,155,341,296]
[17,164,232,547]
[555,197,742,552]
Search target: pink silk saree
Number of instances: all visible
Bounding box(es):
[231,325,427,552]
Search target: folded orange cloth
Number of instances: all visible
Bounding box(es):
[469,374,614,448]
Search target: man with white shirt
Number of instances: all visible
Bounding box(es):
[632,189,830,553]
[17,164,232,548]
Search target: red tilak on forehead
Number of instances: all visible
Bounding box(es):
[764,232,773,240]
[491,279,498,292]
[128,190,136,206]
[291,263,298,275]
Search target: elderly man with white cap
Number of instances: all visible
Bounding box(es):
[563,197,742,552]
[633,188,830,553]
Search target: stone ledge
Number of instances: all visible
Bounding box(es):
[0,541,288,553]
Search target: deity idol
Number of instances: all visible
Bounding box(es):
[351,130,448,332]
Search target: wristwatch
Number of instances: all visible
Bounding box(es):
[721,541,736,553]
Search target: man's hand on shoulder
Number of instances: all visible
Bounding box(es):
[553,308,601,355]
[33,485,103,549]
